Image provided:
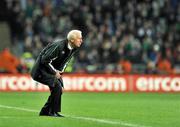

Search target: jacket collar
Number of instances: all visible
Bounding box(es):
[67,42,73,50]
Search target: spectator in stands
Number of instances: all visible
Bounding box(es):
[157,56,174,74]
[1,0,179,74]
[0,48,26,73]
[117,57,132,74]
[145,61,157,74]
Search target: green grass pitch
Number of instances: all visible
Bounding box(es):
[0,92,180,127]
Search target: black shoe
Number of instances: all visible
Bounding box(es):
[40,111,64,117]
[39,106,64,117]
[55,112,64,117]
[46,112,64,117]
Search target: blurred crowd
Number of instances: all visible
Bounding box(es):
[0,0,179,74]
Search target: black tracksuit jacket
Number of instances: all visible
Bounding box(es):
[31,39,77,87]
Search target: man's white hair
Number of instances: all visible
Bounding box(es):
[67,30,82,41]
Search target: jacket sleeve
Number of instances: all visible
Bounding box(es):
[41,44,60,75]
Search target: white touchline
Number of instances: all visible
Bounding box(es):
[0,104,151,127]
[0,104,38,112]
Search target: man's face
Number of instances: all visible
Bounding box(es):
[71,34,83,48]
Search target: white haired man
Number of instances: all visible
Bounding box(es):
[31,30,83,117]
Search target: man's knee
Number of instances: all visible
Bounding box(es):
[55,82,63,94]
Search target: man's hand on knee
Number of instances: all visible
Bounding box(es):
[55,70,63,79]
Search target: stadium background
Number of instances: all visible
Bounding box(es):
[0,0,180,127]
[0,0,179,74]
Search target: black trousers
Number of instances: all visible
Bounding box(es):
[40,79,63,113]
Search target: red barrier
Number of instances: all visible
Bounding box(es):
[0,74,179,92]
[133,75,180,92]
[0,74,49,92]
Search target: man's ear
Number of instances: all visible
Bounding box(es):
[70,39,74,43]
